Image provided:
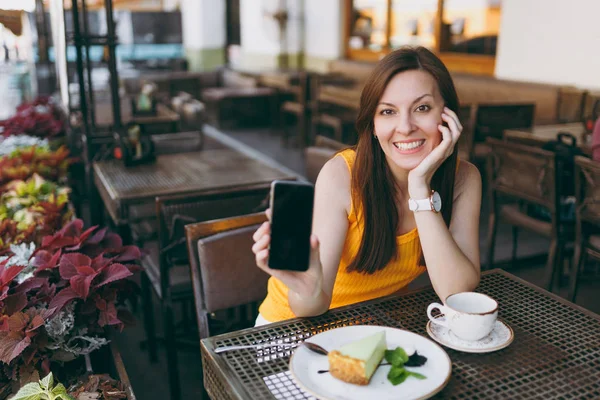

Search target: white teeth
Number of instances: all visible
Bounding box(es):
[394,140,425,151]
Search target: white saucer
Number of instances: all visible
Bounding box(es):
[426,318,514,353]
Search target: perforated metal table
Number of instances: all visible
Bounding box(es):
[201,270,600,400]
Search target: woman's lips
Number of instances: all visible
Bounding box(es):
[393,139,425,154]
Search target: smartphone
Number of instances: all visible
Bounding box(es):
[268,180,315,271]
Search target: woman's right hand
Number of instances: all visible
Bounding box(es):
[252,210,324,299]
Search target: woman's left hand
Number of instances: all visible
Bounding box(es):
[408,107,462,198]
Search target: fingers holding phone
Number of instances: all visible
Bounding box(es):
[252,220,271,269]
[251,181,324,298]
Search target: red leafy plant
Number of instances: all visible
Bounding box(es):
[0,96,65,139]
[0,219,141,381]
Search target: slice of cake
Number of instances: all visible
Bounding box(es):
[328,331,387,385]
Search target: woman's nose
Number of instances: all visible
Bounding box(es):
[394,114,414,135]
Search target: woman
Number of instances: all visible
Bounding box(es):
[252,46,482,325]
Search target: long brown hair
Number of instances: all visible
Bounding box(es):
[347,46,459,274]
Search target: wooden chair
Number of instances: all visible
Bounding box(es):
[583,91,600,121]
[569,156,600,302]
[485,138,570,291]
[140,186,271,400]
[310,75,358,146]
[128,131,206,245]
[471,103,536,163]
[279,71,311,147]
[556,87,587,123]
[185,212,269,340]
[457,103,476,162]
[304,135,347,184]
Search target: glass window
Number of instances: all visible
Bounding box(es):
[349,0,389,51]
[443,0,501,55]
[389,0,437,50]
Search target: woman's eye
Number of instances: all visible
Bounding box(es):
[380,109,395,116]
[415,104,431,112]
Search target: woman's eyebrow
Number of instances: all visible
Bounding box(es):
[377,94,433,108]
[411,93,433,105]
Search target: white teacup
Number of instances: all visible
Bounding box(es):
[427,292,498,342]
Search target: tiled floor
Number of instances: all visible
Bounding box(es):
[113,124,600,400]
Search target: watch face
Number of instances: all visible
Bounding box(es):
[432,191,442,212]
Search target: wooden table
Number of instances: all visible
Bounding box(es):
[95,100,180,133]
[93,146,298,226]
[200,270,600,399]
[504,122,590,153]
[318,84,361,110]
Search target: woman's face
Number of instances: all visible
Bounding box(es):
[373,69,445,173]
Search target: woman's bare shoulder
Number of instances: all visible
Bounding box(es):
[454,159,482,200]
[315,154,352,213]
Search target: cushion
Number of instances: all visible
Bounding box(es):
[197,225,269,313]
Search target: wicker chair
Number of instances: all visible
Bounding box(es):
[569,156,600,302]
[140,186,271,400]
[485,138,571,291]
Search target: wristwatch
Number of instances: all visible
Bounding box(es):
[408,190,442,213]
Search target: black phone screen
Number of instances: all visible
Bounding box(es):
[268,181,314,271]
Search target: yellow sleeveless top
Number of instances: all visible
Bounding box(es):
[258,149,426,322]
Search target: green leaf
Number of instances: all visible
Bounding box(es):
[55,396,76,400]
[384,347,409,366]
[50,383,69,397]
[40,372,53,390]
[387,366,405,380]
[408,371,427,380]
[53,390,75,400]
[388,368,409,386]
[9,381,43,400]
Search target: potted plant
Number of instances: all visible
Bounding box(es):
[0,145,72,186]
[0,174,73,255]
[0,219,142,398]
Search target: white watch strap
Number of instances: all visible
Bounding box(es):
[410,198,433,211]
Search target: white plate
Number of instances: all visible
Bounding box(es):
[288,325,452,400]
[426,318,514,354]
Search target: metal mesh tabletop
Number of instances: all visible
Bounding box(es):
[201,270,600,400]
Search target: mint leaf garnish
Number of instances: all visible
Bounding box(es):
[388,367,409,385]
[384,347,409,366]
[387,366,405,380]
[384,348,428,386]
[408,371,427,380]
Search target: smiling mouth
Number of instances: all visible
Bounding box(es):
[394,140,425,151]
